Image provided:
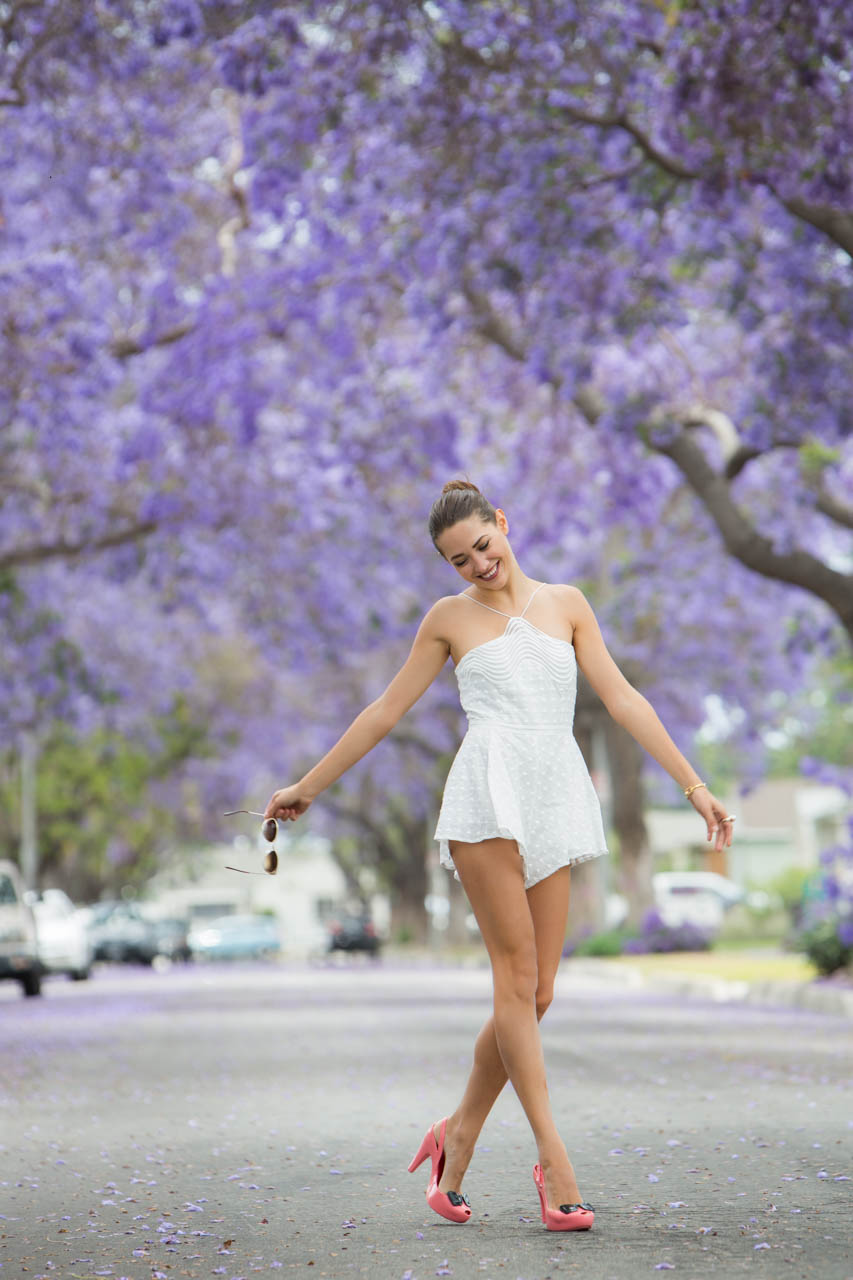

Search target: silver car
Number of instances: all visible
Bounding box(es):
[0,860,41,997]
[32,888,93,981]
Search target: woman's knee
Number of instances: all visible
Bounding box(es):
[492,946,539,1005]
[535,985,554,1021]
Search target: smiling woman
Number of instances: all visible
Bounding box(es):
[261,476,735,1233]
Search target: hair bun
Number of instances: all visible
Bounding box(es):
[441,479,481,496]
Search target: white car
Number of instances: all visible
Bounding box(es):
[652,871,744,931]
[606,872,746,931]
[0,860,41,997]
[32,889,93,981]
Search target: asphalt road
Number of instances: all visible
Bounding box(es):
[1,959,851,1280]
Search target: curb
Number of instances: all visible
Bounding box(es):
[565,957,853,1018]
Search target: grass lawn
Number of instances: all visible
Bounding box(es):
[597,948,817,984]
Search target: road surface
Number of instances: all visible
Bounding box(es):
[1,959,851,1279]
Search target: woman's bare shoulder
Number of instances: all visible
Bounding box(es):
[422,594,468,641]
[546,583,591,618]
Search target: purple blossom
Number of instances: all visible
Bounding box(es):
[1,0,851,927]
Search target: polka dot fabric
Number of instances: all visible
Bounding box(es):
[434,611,609,889]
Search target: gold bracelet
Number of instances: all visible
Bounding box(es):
[684,781,706,800]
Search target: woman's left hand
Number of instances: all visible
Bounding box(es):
[690,789,735,851]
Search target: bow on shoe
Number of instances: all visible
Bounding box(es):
[447,1191,470,1208]
[559,1201,594,1214]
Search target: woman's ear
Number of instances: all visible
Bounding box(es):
[495,508,509,535]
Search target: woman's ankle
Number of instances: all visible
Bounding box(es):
[437,1122,477,1191]
[537,1144,581,1201]
[443,1110,482,1148]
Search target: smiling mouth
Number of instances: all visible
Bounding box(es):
[479,562,500,581]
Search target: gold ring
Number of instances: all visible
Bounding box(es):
[721,815,737,823]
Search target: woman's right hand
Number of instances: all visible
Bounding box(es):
[264,784,313,823]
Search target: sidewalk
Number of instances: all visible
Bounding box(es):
[565,951,853,1017]
[383,942,853,1016]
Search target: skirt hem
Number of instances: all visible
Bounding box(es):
[436,830,609,890]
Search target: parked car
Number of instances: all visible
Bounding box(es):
[187,914,281,961]
[86,901,161,965]
[0,860,41,997]
[32,888,93,981]
[653,871,745,931]
[607,872,746,932]
[150,916,192,964]
[327,913,381,956]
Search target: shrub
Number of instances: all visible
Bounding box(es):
[623,909,713,955]
[716,901,788,944]
[565,910,713,958]
[765,866,816,925]
[569,928,633,958]
[796,916,853,977]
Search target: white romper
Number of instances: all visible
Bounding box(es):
[434,584,609,889]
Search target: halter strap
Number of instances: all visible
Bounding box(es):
[461,582,545,620]
[519,582,545,618]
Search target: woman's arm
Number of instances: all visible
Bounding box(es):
[564,586,734,851]
[264,606,451,822]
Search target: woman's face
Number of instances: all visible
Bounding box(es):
[435,511,511,590]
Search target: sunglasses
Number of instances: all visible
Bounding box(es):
[223,810,279,876]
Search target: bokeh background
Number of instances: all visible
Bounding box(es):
[2,0,851,976]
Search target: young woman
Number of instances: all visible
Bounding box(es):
[264,480,735,1232]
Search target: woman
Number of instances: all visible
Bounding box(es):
[264,480,734,1232]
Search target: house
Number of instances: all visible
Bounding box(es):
[146,831,380,958]
[646,777,850,887]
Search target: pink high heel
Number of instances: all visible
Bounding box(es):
[533,1163,594,1231]
[408,1118,471,1223]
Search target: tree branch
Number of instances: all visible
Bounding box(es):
[111,322,196,360]
[778,196,853,259]
[0,520,158,572]
[460,275,527,361]
[388,727,445,761]
[653,429,853,642]
[556,111,853,257]
[554,104,698,181]
[0,22,56,107]
[815,488,853,531]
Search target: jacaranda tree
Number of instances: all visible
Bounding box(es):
[1,1,849,926]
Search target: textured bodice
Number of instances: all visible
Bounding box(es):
[455,616,577,731]
[436,585,608,889]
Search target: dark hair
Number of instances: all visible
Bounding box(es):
[428,480,497,548]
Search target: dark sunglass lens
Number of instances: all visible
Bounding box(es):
[262,818,278,842]
[264,850,278,875]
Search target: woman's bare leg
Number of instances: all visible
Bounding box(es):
[436,839,581,1207]
[437,853,570,1191]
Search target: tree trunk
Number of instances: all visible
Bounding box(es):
[567,689,608,939]
[602,718,654,924]
[387,842,429,944]
[445,871,471,946]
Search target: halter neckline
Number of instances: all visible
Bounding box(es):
[461,582,545,620]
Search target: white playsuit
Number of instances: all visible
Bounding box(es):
[434,584,609,889]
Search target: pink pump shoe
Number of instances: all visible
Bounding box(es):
[408,1118,472,1223]
[533,1163,594,1231]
